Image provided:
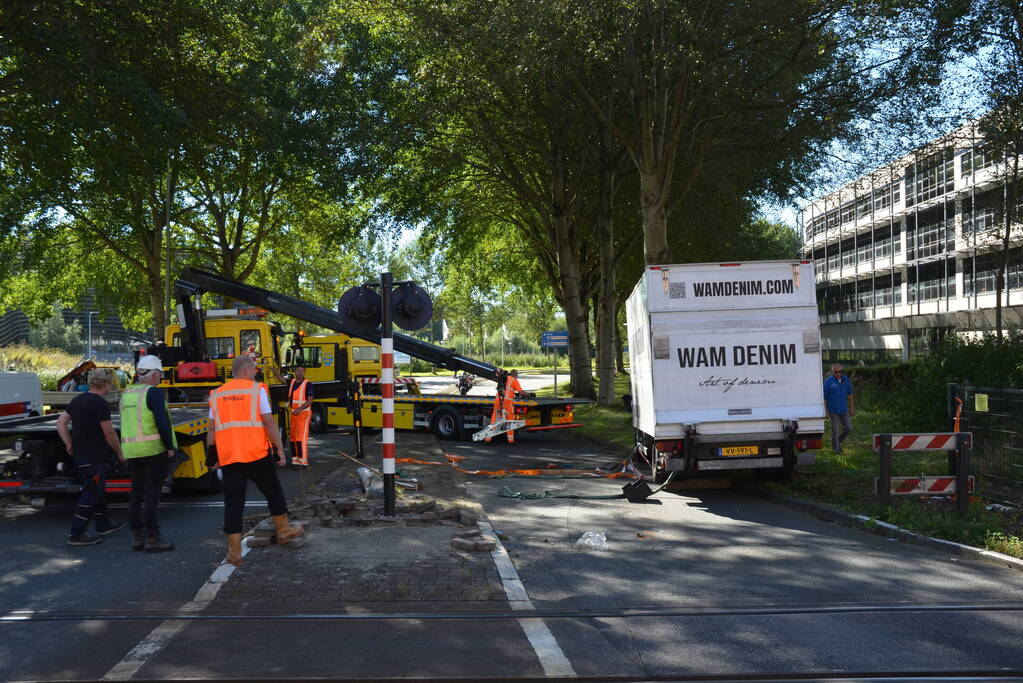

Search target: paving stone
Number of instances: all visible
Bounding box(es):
[474,537,497,551]
[450,537,477,551]
[407,498,437,513]
[457,509,478,526]
[246,536,272,548]
[454,529,483,540]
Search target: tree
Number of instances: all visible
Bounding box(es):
[0,0,238,333]
[27,305,83,355]
[555,0,961,265]
[963,0,1023,339]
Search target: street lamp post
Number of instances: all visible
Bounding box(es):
[87,311,97,359]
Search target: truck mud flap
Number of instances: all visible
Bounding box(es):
[698,457,783,471]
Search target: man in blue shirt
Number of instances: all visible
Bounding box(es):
[823,363,855,454]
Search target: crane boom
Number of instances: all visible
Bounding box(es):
[177,268,503,382]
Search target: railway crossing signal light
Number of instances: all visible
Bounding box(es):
[337,281,432,332]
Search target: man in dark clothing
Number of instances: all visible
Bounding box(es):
[56,368,126,546]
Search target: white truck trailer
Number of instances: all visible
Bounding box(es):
[626,260,825,481]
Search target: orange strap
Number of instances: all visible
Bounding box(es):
[393,455,634,479]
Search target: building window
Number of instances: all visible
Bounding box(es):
[813,247,826,275]
[827,245,841,272]
[840,237,856,268]
[906,202,955,261]
[905,148,955,207]
[857,233,873,265]
[963,248,1023,295]
[872,180,901,213]
[908,258,956,303]
[873,273,902,306]
[961,184,1023,234]
[856,195,871,220]
[961,143,998,177]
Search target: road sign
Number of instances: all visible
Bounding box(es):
[541,331,568,348]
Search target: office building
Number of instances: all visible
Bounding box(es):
[800,119,1023,362]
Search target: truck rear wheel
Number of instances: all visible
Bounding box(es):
[310,405,327,434]
[431,407,463,440]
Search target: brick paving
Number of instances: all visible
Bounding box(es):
[214,432,507,608]
[217,524,506,606]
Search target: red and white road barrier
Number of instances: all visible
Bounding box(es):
[873,432,972,452]
[875,431,974,513]
[879,475,976,495]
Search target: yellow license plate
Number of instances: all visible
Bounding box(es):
[720,446,758,456]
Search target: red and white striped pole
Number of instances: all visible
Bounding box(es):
[380,271,396,516]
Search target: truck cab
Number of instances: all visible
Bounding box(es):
[158,307,285,402]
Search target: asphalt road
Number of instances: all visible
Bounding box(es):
[3,427,1023,680]
[0,430,357,682]
[447,433,1023,679]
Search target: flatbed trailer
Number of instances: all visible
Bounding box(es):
[0,407,217,498]
[318,389,579,440]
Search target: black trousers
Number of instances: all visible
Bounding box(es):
[222,455,288,534]
[128,453,169,535]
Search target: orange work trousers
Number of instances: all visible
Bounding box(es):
[486,396,516,443]
[289,410,311,465]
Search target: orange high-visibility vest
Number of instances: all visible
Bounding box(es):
[289,378,309,413]
[210,379,270,465]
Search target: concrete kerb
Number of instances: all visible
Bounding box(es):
[751,488,1023,573]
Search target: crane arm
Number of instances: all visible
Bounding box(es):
[177,268,502,382]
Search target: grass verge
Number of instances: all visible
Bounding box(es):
[543,371,1023,560]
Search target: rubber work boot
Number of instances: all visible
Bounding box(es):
[225,533,244,567]
[273,514,305,544]
[131,530,146,552]
[144,533,175,553]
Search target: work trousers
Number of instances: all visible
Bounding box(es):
[128,453,169,535]
[289,410,311,466]
[487,397,516,443]
[70,460,113,535]
[829,412,853,453]
[221,455,288,534]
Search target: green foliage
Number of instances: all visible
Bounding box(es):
[26,306,83,356]
[0,345,83,390]
[846,332,1023,429]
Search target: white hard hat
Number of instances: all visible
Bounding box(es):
[137,355,164,372]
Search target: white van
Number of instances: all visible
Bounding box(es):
[0,371,44,423]
[626,260,825,480]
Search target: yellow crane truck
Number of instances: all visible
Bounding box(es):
[0,271,582,501]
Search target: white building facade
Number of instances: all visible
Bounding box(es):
[800,121,1023,363]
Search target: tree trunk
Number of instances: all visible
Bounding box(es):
[596,123,617,405]
[639,169,672,265]
[615,318,626,374]
[146,269,167,340]
[557,224,596,400]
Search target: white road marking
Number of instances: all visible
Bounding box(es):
[101,536,254,680]
[477,518,576,678]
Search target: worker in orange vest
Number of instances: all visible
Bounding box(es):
[486,369,524,443]
[287,365,314,469]
[208,356,304,566]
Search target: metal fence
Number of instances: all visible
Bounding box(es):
[948,383,1023,505]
